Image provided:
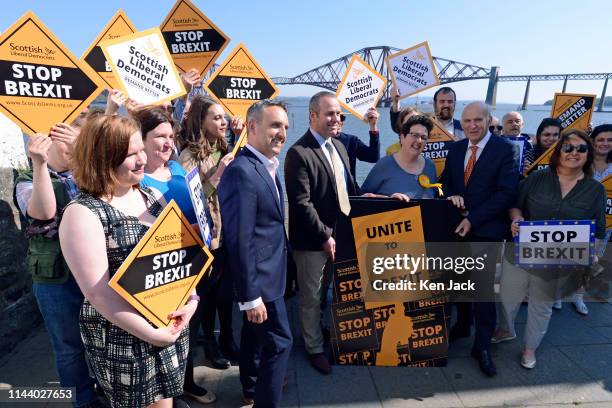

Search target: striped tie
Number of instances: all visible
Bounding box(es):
[464,145,478,186]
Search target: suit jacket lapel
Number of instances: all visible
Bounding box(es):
[454,139,468,191]
[275,175,285,219]
[331,137,356,195]
[307,131,336,188]
[468,138,494,184]
[243,149,283,218]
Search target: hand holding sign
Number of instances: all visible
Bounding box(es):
[27,133,53,165]
[180,68,201,92]
[105,89,128,115]
[49,123,78,153]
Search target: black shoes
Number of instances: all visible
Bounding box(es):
[471,349,497,377]
[219,335,240,362]
[449,324,471,343]
[204,338,231,369]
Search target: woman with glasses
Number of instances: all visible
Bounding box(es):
[176,95,240,372]
[493,129,606,369]
[362,115,437,200]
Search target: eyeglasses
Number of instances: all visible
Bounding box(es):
[340,114,346,122]
[561,143,588,153]
[162,105,175,114]
[406,132,429,141]
[489,125,503,132]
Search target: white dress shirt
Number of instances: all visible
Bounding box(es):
[463,132,492,170]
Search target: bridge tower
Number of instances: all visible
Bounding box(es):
[521,77,531,110]
[598,76,609,112]
[485,66,499,107]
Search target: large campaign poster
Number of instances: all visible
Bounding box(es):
[109,200,213,328]
[331,198,462,367]
[0,12,103,135]
[101,28,186,106]
[336,55,387,121]
[385,41,439,99]
[550,93,596,132]
[160,0,229,77]
[81,9,138,90]
[204,43,278,121]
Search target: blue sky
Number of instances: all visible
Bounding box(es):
[2,0,611,104]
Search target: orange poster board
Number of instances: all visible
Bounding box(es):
[336,54,387,121]
[109,200,213,328]
[385,41,439,99]
[160,0,229,77]
[81,10,137,90]
[100,28,186,106]
[550,93,596,132]
[204,43,279,121]
[0,12,103,135]
[423,120,456,177]
[524,141,557,176]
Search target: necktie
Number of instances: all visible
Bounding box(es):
[464,145,478,186]
[325,140,351,215]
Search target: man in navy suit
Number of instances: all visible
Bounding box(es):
[440,101,519,377]
[218,100,292,407]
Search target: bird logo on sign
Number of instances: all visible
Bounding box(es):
[144,38,163,57]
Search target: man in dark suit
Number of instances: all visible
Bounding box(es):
[284,91,359,374]
[440,101,519,377]
[218,100,292,407]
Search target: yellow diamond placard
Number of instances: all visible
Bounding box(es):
[109,200,213,328]
[602,174,612,231]
[204,43,278,121]
[0,11,103,135]
[551,93,596,132]
[424,120,456,177]
[336,54,387,121]
[386,41,439,99]
[160,0,229,77]
[81,9,137,90]
[524,141,557,176]
[100,28,186,106]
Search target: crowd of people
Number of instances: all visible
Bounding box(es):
[13,71,611,407]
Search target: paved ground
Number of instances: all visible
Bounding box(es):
[2,297,612,408]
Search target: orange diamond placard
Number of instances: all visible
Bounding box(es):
[424,120,456,177]
[160,0,229,77]
[524,141,557,176]
[81,9,137,90]
[0,11,103,135]
[109,200,213,328]
[204,43,278,121]
[551,93,596,132]
[602,174,612,231]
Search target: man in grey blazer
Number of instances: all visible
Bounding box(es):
[284,91,359,374]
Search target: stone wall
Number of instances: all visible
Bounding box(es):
[0,114,40,357]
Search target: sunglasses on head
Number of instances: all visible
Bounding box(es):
[561,143,588,153]
[488,125,503,132]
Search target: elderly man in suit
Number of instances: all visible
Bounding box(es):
[218,99,292,407]
[285,91,359,374]
[440,101,519,377]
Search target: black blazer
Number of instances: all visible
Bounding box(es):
[439,134,519,240]
[284,130,359,251]
[218,148,288,304]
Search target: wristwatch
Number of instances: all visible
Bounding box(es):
[187,294,200,303]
